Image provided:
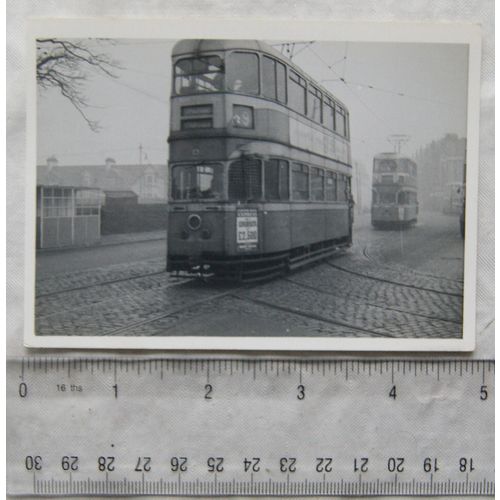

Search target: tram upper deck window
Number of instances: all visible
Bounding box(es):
[227,52,259,95]
[324,99,335,131]
[335,107,346,136]
[175,56,224,95]
[375,159,397,173]
[228,159,262,202]
[288,71,306,114]
[308,87,322,123]
[171,164,223,200]
[264,159,289,201]
[263,56,287,103]
[292,163,309,200]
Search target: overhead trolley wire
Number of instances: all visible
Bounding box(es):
[305,44,396,140]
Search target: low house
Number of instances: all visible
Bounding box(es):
[37,157,168,204]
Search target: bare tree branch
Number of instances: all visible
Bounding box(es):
[37,38,121,132]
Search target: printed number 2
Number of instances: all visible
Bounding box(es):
[205,384,213,400]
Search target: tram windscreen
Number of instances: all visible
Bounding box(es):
[171,164,224,200]
[228,159,262,201]
[174,56,224,94]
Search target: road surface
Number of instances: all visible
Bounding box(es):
[34,211,464,339]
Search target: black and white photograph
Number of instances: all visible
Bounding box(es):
[25,20,480,350]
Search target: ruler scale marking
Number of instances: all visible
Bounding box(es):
[7,358,494,497]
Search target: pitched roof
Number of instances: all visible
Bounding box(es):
[37,164,166,190]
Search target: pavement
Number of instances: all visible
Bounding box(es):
[38,229,166,253]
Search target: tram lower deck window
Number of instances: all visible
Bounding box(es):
[311,167,325,201]
[292,163,309,200]
[378,192,395,204]
[325,172,337,201]
[337,175,347,202]
[264,159,289,201]
[172,164,223,200]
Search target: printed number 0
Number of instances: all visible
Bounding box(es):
[19,383,27,398]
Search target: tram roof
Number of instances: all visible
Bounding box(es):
[172,39,349,111]
[373,152,416,162]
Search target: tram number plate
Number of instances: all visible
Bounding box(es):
[236,209,258,250]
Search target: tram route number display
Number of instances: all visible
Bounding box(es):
[236,209,258,250]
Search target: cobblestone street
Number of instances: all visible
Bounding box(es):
[35,211,464,339]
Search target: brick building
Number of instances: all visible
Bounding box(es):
[414,134,466,212]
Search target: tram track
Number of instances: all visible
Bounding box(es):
[361,238,464,284]
[35,270,191,299]
[105,287,245,336]
[282,276,461,325]
[325,259,463,298]
[105,284,395,339]
[227,293,396,338]
[35,277,198,322]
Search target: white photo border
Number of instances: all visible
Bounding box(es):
[24,18,481,351]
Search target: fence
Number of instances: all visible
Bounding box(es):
[101,204,168,235]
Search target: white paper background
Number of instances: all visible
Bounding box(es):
[5,2,495,499]
[7,0,494,358]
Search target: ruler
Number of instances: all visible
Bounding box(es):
[7,358,494,497]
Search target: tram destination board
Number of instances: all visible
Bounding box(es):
[7,358,494,496]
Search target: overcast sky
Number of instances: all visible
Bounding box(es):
[37,39,468,169]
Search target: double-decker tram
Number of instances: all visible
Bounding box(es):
[167,40,353,281]
[371,153,418,228]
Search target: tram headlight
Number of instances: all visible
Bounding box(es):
[187,214,202,231]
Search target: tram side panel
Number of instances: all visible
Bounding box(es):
[261,206,292,254]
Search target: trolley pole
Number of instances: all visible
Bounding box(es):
[388,134,410,154]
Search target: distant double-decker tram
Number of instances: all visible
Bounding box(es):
[371,153,418,229]
[167,39,353,281]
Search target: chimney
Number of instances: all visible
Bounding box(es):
[46,155,58,171]
[105,157,116,172]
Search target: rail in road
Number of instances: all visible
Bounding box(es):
[34,222,464,340]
